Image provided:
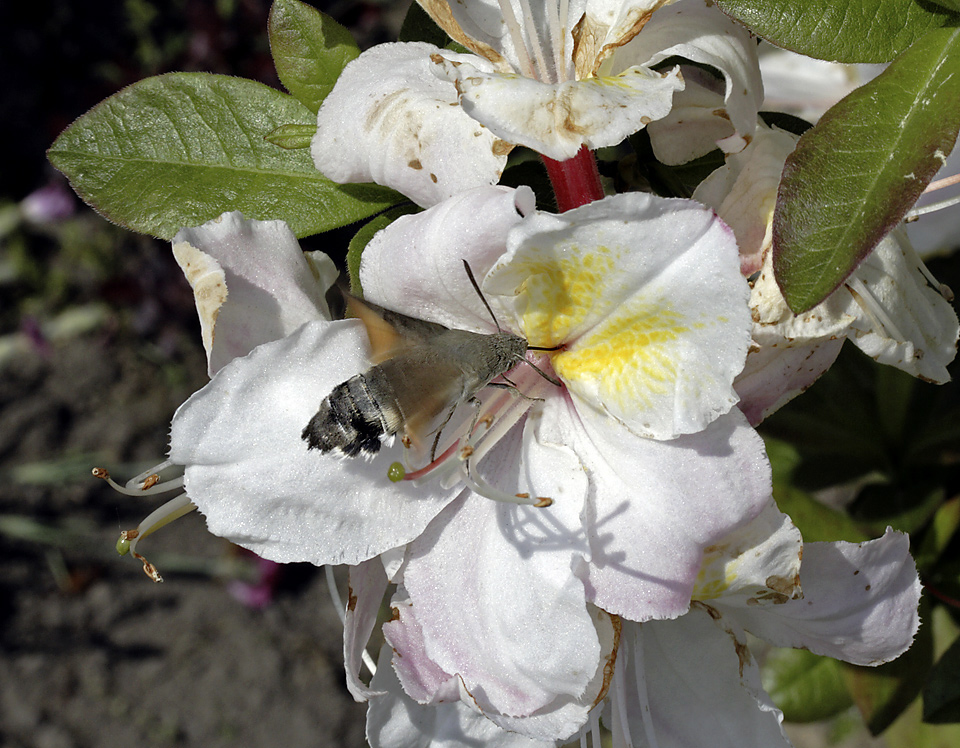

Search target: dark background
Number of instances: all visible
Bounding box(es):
[0,2,404,745]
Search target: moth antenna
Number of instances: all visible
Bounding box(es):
[462,259,503,333]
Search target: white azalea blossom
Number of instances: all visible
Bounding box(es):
[363,501,921,747]
[692,123,959,425]
[312,0,762,205]
[116,186,772,737]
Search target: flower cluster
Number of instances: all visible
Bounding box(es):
[63,0,960,745]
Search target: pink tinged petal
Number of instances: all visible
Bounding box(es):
[734,334,844,426]
[360,185,535,333]
[384,589,464,705]
[345,559,390,701]
[435,57,683,161]
[842,230,959,384]
[693,126,800,275]
[580,408,772,622]
[614,610,789,748]
[312,43,508,208]
[169,320,454,566]
[489,193,751,440]
[730,529,922,666]
[365,646,557,748]
[401,405,596,719]
[615,0,763,147]
[694,501,803,607]
[173,212,333,376]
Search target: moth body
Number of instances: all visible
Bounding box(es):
[302,295,528,457]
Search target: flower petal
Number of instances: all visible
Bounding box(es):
[170,320,455,566]
[484,606,620,741]
[580,407,772,622]
[360,185,535,333]
[400,397,596,719]
[365,646,557,748]
[618,0,763,155]
[693,125,799,275]
[645,67,737,165]
[613,610,789,748]
[435,56,683,161]
[693,500,803,606]
[345,558,390,701]
[843,230,958,383]
[730,529,922,666]
[734,334,845,426]
[488,192,751,439]
[313,43,508,208]
[173,212,333,375]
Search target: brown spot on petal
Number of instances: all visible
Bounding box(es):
[408,159,423,170]
[492,139,513,157]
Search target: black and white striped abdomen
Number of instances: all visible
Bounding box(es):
[301,371,405,457]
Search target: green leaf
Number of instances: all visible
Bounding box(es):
[843,602,934,734]
[762,648,853,722]
[346,206,421,291]
[265,123,316,149]
[765,437,869,543]
[915,498,960,571]
[924,634,960,723]
[716,0,959,63]
[48,73,401,240]
[773,28,960,313]
[268,0,359,113]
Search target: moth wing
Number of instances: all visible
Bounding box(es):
[375,351,467,455]
[343,292,451,364]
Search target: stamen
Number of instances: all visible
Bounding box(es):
[390,368,557,507]
[905,193,960,220]
[497,0,537,78]
[845,276,907,342]
[515,0,551,81]
[92,465,184,496]
[547,0,568,82]
[117,492,196,582]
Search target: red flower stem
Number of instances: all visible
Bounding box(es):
[541,146,604,212]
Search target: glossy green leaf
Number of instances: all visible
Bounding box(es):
[762,648,853,722]
[268,0,359,113]
[773,28,960,313]
[925,634,960,723]
[716,0,959,63]
[48,73,401,240]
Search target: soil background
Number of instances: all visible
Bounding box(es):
[0,1,403,745]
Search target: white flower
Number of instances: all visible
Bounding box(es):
[360,501,921,747]
[693,123,959,424]
[312,0,762,206]
[114,186,770,737]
